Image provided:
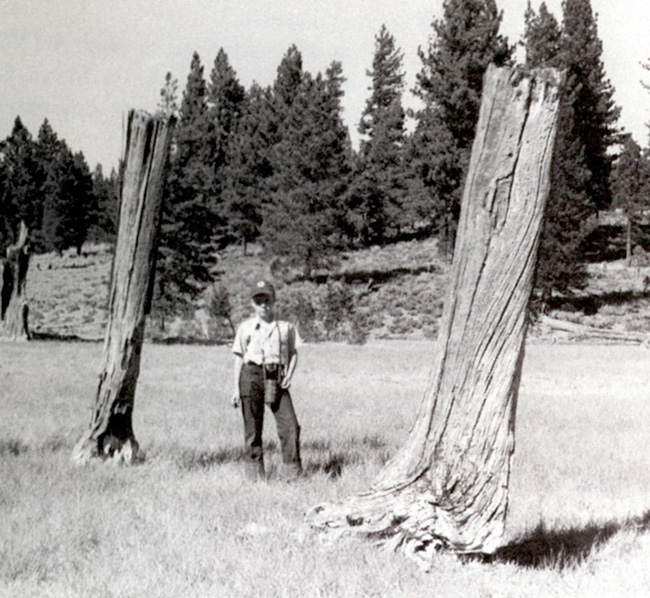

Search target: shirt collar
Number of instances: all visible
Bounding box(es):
[254,315,276,328]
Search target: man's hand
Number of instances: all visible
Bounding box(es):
[231,392,240,408]
[280,375,292,390]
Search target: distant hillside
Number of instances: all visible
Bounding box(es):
[24,238,650,343]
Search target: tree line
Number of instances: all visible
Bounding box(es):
[2,0,647,323]
[0,117,118,255]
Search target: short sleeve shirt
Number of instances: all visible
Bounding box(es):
[232,317,298,366]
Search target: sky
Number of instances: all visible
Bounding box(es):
[2,0,649,171]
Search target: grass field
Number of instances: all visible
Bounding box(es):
[1,339,650,597]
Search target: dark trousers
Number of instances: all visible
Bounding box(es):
[239,363,301,476]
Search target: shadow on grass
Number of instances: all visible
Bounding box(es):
[485,511,650,569]
[0,436,74,456]
[308,263,441,287]
[174,446,248,470]
[29,331,229,346]
[548,289,650,316]
[172,435,391,478]
[0,439,29,456]
[302,435,390,479]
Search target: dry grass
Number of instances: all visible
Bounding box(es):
[24,240,650,344]
[1,339,650,597]
[27,245,111,340]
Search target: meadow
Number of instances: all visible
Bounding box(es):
[1,338,650,597]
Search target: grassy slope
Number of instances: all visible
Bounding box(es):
[1,341,649,597]
[24,239,650,342]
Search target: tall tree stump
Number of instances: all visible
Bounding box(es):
[72,111,174,465]
[0,221,30,341]
[307,66,564,560]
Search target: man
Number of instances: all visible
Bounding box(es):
[231,280,302,480]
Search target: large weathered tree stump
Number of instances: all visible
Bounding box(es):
[0,221,30,341]
[72,111,174,465]
[307,66,564,560]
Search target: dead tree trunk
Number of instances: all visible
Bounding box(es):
[72,111,174,465]
[307,66,564,560]
[0,221,30,341]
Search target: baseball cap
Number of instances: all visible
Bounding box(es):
[250,280,276,301]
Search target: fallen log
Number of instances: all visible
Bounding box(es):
[538,315,650,345]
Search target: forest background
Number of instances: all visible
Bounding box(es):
[3,0,650,344]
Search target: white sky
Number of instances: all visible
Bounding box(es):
[2,0,649,171]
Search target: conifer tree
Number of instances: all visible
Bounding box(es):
[1,118,40,243]
[157,71,179,119]
[89,164,119,243]
[413,0,512,254]
[262,60,352,275]
[0,156,9,248]
[155,53,218,329]
[610,134,650,265]
[260,48,351,275]
[68,151,95,253]
[41,145,94,254]
[561,0,619,212]
[222,82,275,253]
[349,25,407,246]
[273,44,304,110]
[524,0,619,304]
[206,49,246,215]
[524,1,589,302]
[32,119,63,248]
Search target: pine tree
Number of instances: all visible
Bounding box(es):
[261,50,352,275]
[89,164,119,243]
[156,71,179,119]
[524,0,619,304]
[205,49,246,214]
[155,52,218,329]
[68,151,95,254]
[349,25,407,246]
[221,82,274,253]
[273,44,304,110]
[413,0,512,254]
[523,1,562,68]
[560,0,619,212]
[525,1,590,302]
[0,148,11,249]
[1,118,40,243]
[610,134,650,265]
[42,145,94,254]
[32,119,63,249]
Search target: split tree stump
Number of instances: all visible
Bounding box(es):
[0,221,30,341]
[307,65,564,560]
[72,111,174,465]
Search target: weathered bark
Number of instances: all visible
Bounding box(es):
[72,111,174,465]
[0,221,30,341]
[307,66,564,560]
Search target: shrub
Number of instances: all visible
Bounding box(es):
[318,281,354,340]
[276,286,321,342]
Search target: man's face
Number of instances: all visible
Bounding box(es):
[251,295,274,320]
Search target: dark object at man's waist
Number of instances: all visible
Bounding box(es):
[244,362,281,378]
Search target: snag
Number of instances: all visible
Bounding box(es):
[0,221,30,341]
[72,111,174,465]
[307,65,564,560]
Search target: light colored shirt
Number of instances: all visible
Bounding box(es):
[232,317,298,366]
